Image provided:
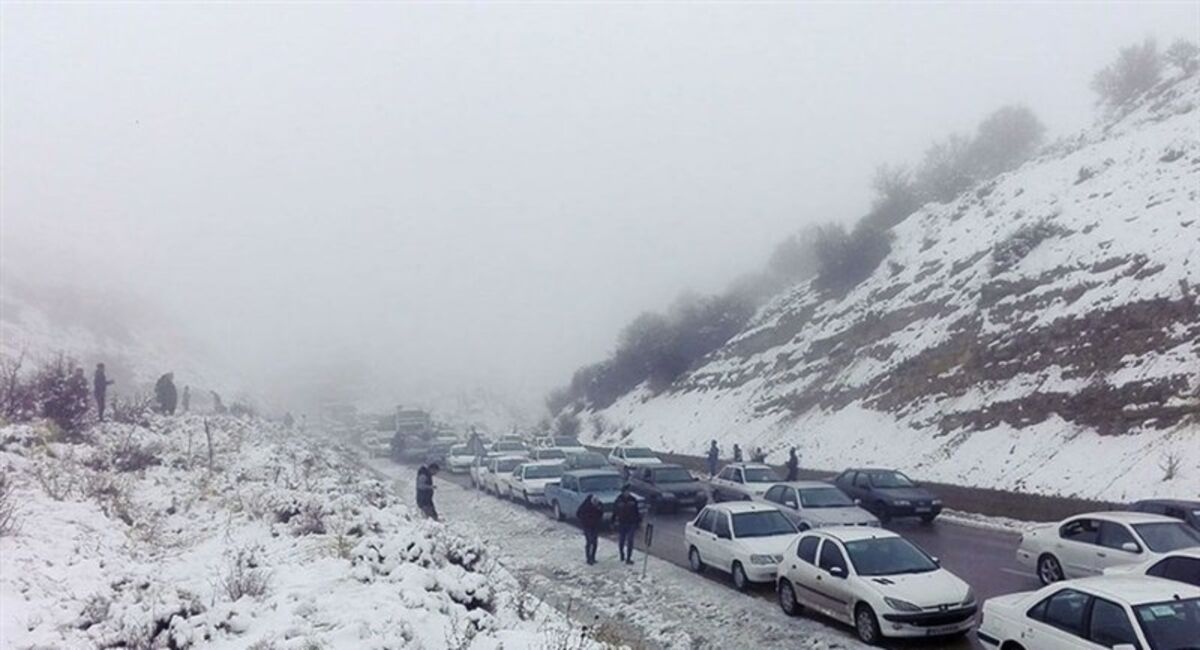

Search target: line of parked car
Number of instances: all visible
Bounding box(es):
[416,438,1200,648]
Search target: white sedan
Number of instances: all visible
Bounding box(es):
[1105,548,1200,587]
[684,502,799,591]
[500,461,565,505]
[479,455,527,496]
[1017,511,1200,585]
[775,527,975,644]
[977,575,1200,650]
[607,445,661,474]
[709,463,782,502]
[445,445,475,473]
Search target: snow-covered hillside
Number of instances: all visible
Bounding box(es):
[586,73,1200,503]
[0,416,605,649]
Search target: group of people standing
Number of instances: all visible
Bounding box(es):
[706,440,801,480]
[92,363,191,421]
[574,485,642,565]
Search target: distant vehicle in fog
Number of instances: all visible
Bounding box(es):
[1017,511,1200,585]
[709,463,781,502]
[833,468,942,523]
[760,481,879,530]
[1131,499,1200,531]
[479,454,528,495]
[446,445,475,473]
[607,445,661,474]
[490,440,530,455]
[685,502,797,591]
[469,452,501,488]
[532,447,567,462]
[628,463,707,512]
[1104,548,1200,587]
[563,450,610,471]
[537,436,587,454]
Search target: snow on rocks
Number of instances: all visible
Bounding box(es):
[0,416,604,649]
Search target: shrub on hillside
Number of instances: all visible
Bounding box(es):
[967,105,1046,179]
[862,165,923,230]
[915,134,975,203]
[1166,39,1199,75]
[813,222,894,294]
[0,469,20,536]
[1092,39,1162,107]
[991,218,1071,273]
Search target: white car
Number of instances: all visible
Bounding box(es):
[479,455,527,495]
[1017,511,1200,585]
[709,463,782,502]
[532,447,568,462]
[445,445,475,473]
[537,436,588,455]
[469,452,501,488]
[775,527,975,644]
[502,461,565,505]
[361,431,392,457]
[977,575,1200,650]
[760,481,880,530]
[608,446,661,474]
[1105,548,1200,587]
[684,502,799,591]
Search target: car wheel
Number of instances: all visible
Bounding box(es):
[1000,643,1026,650]
[920,513,937,524]
[777,579,801,616]
[732,562,749,591]
[522,490,529,504]
[553,501,564,521]
[854,604,883,645]
[688,546,704,573]
[1037,554,1064,585]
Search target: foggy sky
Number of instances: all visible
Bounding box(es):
[3,2,1196,411]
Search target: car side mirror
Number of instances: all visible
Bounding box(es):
[829,566,846,578]
[931,556,941,566]
[854,498,862,505]
[1121,542,1139,553]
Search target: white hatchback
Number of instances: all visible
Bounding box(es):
[977,575,1200,650]
[775,527,975,644]
[1017,511,1200,585]
[685,502,799,591]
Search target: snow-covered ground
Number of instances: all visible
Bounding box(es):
[0,416,608,649]
[367,458,862,650]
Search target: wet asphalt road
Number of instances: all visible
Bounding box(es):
[433,466,1044,649]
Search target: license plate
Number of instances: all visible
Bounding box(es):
[925,624,962,636]
[915,507,932,513]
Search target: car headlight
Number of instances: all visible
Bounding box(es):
[932,499,943,506]
[749,554,782,565]
[892,500,911,507]
[884,597,923,613]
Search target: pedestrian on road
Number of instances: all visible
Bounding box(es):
[613,483,641,565]
[93,363,114,421]
[786,447,799,481]
[751,446,766,463]
[181,386,190,413]
[732,444,743,463]
[155,373,178,415]
[576,494,603,565]
[416,463,440,520]
[706,440,719,477]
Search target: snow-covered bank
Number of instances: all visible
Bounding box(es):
[367,458,862,650]
[0,416,601,649]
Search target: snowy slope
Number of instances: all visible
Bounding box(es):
[584,72,1200,503]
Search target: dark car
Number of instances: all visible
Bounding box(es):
[629,463,708,513]
[1131,499,1200,531]
[833,468,942,523]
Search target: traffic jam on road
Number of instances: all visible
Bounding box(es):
[398,433,1200,649]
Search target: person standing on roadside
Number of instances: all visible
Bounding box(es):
[93,363,114,421]
[732,443,743,463]
[706,440,720,477]
[576,494,603,565]
[613,484,641,565]
[786,447,800,481]
[155,372,178,415]
[416,463,440,520]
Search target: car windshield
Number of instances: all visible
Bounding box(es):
[496,459,523,472]
[1134,597,1200,650]
[554,437,581,447]
[844,537,939,576]
[450,445,468,455]
[624,448,655,458]
[570,453,608,468]
[1133,522,1200,553]
[524,465,564,479]
[731,510,797,538]
[869,471,915,488]
[654,468,694,483]
[494,442,527,453]
[743,467,781,483]
[538,449,566,459]
[580,475,622,492]
[799,487,856,508]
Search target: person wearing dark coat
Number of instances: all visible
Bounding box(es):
[613,484,642,565]
[576,494,604,565]
[706,440,720,477]
[416,463,439,520]
[181,386,190,413]
[786,447,800,481]
[732,444,743,463]
[154,373,178,415]
[93,363,114,421]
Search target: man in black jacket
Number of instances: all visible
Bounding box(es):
[93,363,114,421]
[613,484,641,565]
[416,463,440,520]
[576,494,603,565]
[786,447,800,481]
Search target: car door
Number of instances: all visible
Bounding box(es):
[1095,521,1144,571]
[729,468,748,499]
[783,534,824,610]
[1086,596,1141,648]
[781,488,804,527]
[1022,588,1098,650]
[690,508,718,561]
[835,471,858,499]
[812,538,855,623]
[711,511,735,572]
[1056,518,1103,577]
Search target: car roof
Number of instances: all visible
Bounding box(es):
[1135,498,1200,508]
[1071,511,1182,525]
[842,467,904,473]
[646,463,685,471]
[1067,575,1200,605]
[771,480,836,490]
[725,462,773,470]
[707,501,781,514]
[522,460,564,468]
[492,454,528,462]
[565,469,621,478]
[813,526,901,543]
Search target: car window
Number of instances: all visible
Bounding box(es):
[764,485,785,503]
[844,536,939,576]
[836,471,854,486]
[797,536,820,564]
[1165,506,1186,520]
[1098,521,1141,552]
[719,467,735,481]
[695,509,715,532]
[818,540,848,574]
[732,469,744,484]
[1037,589,1090,635]
[641,468,653,482]
[1060,518,1101,545]
[1088,597,1139,647]
[799,487,855,508]
[854,472,870,488]
[783,489,799,509]
[1132,522,1200,553]
[1134,597,1200,649]
[1147,557,1200,586]
[562,476,576,490]
[714,512,732,539]
[731,511,797,538]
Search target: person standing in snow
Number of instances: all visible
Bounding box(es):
[181,386,190,413]
[613,484,641,565]
[706,440,720,477]
[93,363,114,421]
[751,446,766,463]
[416,463,440,520]
[155,372,178,415]
[786,447,799,481]
[732,444,743,463]
[576,494,603,565]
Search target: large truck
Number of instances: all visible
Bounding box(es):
[390,407,435,462]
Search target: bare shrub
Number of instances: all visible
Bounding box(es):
[813,221,893,294]
[444,614,478,650]
[0,350,37,423]
[77,593,112,630]
[991,218,1070,273]
[1160,452,1182,481]
[512,571,539,621]
[220,546,271,601]
[110,394,154,427]
[1166,39,1199,75]
[32,457,78,501]
[83,473,136,526]
[0,469,21,536]
[35,354,91,437]
[1092,38,1162,107]
[111,430,162,473]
